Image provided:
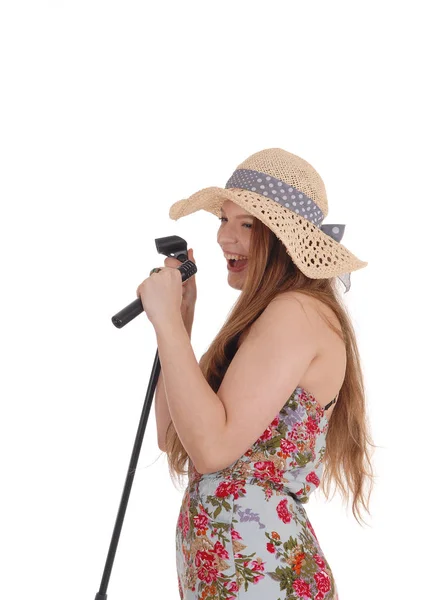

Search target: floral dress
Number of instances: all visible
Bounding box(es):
[175,385,339,600]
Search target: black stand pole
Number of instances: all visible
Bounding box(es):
[93,235,196,599]
[94,348,161,600]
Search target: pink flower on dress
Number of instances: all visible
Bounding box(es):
[280,438,297,455]
[193,513,209,531]
[276,497,292,523]
[288,428,299,441]
[314,570,331,594]
[250,559,266,584]
[259,427,274,442]
[177,511,190,537]
[215,478,246,500]
[292,578,311,597]
[213,540,229,559]
[226,580,239,594]
[313,554,326,569]
[195,550,219,583]
[251,559,265,573]
[253,460,284,484]
[231,528,242,540]
[307,520,317,540]
[306,471,320,487]
[305,416,319,436]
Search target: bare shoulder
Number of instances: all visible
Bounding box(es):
[237,290,341,352]
[277,290,342,334]
[237,291,317,349]
[276,290,346,418]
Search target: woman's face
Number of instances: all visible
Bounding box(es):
[217,199,254,290]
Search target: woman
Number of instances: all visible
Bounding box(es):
[148,148,375,599]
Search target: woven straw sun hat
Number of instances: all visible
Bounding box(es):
[169,148,368,293]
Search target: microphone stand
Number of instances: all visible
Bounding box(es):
[93,235,197,600]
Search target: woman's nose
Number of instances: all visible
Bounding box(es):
[218,230,240,244]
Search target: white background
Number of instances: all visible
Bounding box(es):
[1,1,447,598]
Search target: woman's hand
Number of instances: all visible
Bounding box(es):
[136,248,196,328]
[165,248,197,323]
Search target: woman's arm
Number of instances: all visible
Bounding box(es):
[156,310,194,451]
[155,371,171,451]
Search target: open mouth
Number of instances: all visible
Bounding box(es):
[228,258,248,272]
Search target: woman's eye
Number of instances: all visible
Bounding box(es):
[218,217,252,229]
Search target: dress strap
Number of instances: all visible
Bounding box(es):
[324,391,340,411]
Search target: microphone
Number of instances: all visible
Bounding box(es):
[111,259,197,328]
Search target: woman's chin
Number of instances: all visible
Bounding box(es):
[227,272,245,290]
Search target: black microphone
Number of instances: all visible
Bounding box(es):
[111,259,197,329]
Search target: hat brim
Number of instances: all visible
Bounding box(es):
[169,186,368,280]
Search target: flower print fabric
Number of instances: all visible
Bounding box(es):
[175,386,339,599]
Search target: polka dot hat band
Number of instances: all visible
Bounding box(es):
[169,148,368,293]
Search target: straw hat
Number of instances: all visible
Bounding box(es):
[168,148,368,293]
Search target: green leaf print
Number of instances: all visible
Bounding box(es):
[222,499,232,511]
[295,452,312,467]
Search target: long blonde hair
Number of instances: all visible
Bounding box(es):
[163,215,376,526]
